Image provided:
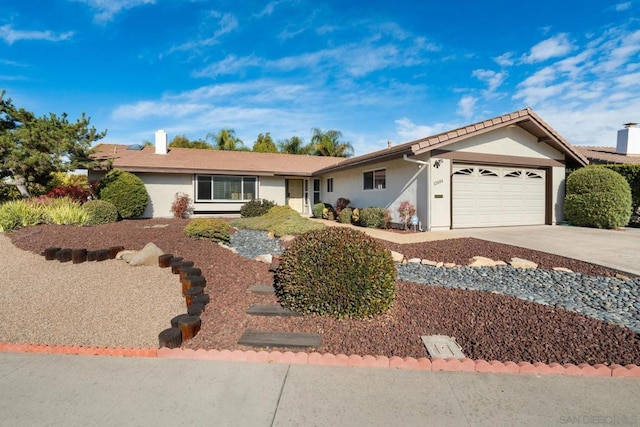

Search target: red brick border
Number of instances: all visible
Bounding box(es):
[1,342,638,377]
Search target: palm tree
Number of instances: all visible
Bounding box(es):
[310,128,354,157]
[206,129,247,151]
[278,135,312,155]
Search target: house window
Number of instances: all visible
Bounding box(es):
[327,178,334,193]
[364,169,386,190]
[195,175,257,201]
[313,179,321,204]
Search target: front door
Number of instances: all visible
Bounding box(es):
[286,179,304,213]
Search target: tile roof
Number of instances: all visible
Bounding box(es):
[91,144,346,176]
[575,146,640,165]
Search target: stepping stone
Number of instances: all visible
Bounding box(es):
[246,304,302,317]
[238,329,322,349]
[248,284,275,295]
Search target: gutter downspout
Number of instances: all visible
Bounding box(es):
[402,154,431,232]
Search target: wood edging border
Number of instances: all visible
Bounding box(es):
[1,342,638,377]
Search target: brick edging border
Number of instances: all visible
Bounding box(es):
[1,342,638,378]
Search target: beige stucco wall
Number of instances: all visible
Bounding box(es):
[137,173,192,218]
[451,126,564,160]
[552,166,567,224]
[428,158,452,230]
[258,176,286,205]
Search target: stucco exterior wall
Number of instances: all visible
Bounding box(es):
[137,173,192,218]
[428,158,452,230]
[552,166,567,224]
[258,176,286,205]
[450,127,564,160]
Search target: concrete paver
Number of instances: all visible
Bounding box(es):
[1,353,639,427]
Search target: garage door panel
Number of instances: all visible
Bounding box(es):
[452,165,546,228]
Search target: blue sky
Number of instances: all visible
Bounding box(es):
[1,0,639,155]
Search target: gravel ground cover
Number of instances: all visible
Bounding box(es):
[5,219,640,365]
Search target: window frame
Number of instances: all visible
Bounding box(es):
[194,175,257,202]
[327,178,334,193]
[363,168,386,190]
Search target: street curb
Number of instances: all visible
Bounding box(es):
[2,342,638,377]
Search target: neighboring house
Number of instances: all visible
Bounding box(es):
[575,123,640,165]
[89,108,588,229]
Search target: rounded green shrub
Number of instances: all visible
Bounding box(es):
[83,199,119,225]
[564,167,632,229]
[240,199,276,217]
[359,207,390,228]
[274,227,397,319]
[337,207,353,224]
[312,202,325,219]
[184,218,231,244]
[96,170,149,219]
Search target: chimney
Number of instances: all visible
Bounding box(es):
[387,140,393,149]
[616,123,640,156]
[155,130,167,155]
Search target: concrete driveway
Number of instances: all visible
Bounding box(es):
[448,225,640,276]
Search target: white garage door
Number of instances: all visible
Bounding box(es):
[452,165,546,228]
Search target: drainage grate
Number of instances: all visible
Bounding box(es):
[421,335,466,359]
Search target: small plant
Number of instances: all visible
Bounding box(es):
[240,199,276,217]
[398,201,416,230]
[312,202,325,218]
[42,198,89,225]
[83,199,119,225]
[564,167,632,229]
[337,207,353,224]
[171,192,193,218]
[274,227,397,319]
[96,170,149,219]
[351,207,361,225]
[359,207,390,229]
[335,197,350,214]
[184,218,231,244]
[44,184,95,203]
[0,199,45,232]
[322,203,336,220]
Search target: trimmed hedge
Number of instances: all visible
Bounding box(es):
[83,199,119,225]
[96,170,149,219]
[359,207,390,228]
[231,205,323,237]
[564,166,632,229]
[274,227,397,319]
[184,218,231,244]
[600,164,640,213]
[337,207,353,224]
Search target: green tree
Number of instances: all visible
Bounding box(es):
[252,132,278,153]
[169,135,213,149]
[278,135,312,154]
[207,129,248,151]
[310,128,354,157]
[0,91,106,198]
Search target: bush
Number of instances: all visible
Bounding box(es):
[274,227,397,319]
[312,202,325,219]
[0,199,45,232]
[335,197,350,214]
[84,199,119,225]
[184,218,231,244]
[322,203,336,220]
[45,184,95,203]
[42,198,89,225]
[240,199,276,217]
[337,207,353,224]
[171,192,193,218]
[351,207,361,225]
[231,205,324,237]
[96,170,149,219]
[359,207,391,228]
[601,164,640,214]
[398,201,417,230]
[564,167,632,229]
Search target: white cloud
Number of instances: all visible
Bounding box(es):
[170,11,239,53]
[472,69,506,93]
[615,2,632,11]
[192,54,262,78]
[394,118,453,142]
[494,52,514,67]
[521,33,574,64]
[457,95,477,120]
[0,24,73,44]
[71,0,155,23]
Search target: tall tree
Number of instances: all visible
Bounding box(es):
[252,132,278,153]
[310,128,354,157]
[207,129,247,151]
[278,135,311,155]
[169,135,213,149]
[0,91,106,198]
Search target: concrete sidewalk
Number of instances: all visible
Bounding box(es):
[1,352,639,427]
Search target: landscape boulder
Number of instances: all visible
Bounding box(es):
[128,242,164,267]
[509,257,538,269]
[467,256,497,267]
